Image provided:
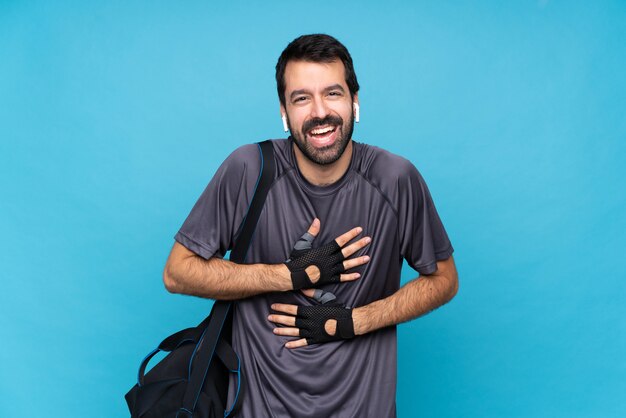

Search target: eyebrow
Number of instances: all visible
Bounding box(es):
[289,84,346,101]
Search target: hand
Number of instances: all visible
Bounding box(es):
[268,300,355,349]
[285,218,371,290]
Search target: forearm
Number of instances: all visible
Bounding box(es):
[163,243,292,300]
[352,260,458,335]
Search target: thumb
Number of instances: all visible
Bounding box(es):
[307,218,321,238]
[290,218,319,255]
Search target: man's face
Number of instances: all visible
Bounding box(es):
[281,60,357,165]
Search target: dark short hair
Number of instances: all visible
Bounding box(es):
[275,34,360,107]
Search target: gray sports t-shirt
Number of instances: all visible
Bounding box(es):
[175,138,453,418]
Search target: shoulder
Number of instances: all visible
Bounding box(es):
[222,143,261,168]
[207,143,264,193]
[216,139,290,187]
[226,139,290,170]
[353,142,422,190]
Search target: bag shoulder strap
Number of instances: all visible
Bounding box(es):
[180,140,275,416]
[230,140,276,263]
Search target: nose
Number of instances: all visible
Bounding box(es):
[310,96,330,120]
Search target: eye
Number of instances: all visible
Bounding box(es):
[328,91,343,98]
[293,96,309,104]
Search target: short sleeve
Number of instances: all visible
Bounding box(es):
[397,163,454,275]
[174,144,261,260]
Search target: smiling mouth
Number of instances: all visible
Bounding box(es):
[306,124,338,146]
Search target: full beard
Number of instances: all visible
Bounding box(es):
[288,113,354,166]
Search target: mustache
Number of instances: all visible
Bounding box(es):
[302,115,343,134]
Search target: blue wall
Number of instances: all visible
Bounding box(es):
[1,1,624,416]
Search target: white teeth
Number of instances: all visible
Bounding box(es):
[310,126,334,135]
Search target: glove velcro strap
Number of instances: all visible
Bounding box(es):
[336,316,355,339]
[291,270,311,290]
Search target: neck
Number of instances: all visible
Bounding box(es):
[293,140,353,186]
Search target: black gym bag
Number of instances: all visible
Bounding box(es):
[125,141,275,417]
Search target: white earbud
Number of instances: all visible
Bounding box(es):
[282,114,289,132]
[354,102,360,123]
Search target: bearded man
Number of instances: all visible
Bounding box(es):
[164,33,458,417]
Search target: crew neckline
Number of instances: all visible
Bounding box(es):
[287,136,358,197]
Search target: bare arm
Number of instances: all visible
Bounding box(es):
[352,255,458,335]
[163,241,292,300]
[163,219,371,300]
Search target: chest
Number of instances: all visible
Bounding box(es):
[247,173,398,265]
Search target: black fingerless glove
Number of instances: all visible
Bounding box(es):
[285,233,345,290]
[295,303,355,345]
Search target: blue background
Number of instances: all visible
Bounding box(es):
[1,1,625,416]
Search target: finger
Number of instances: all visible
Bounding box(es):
[343,255,370,271]
[300,289,316,298]
[307,218,321,238]
[285,338,308,349]
[334,226,363,247]
[273,327,300,337]
[267,314,296,327]
[341,236,371,258]
[271,303,299,315]
[339,272,361,283]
